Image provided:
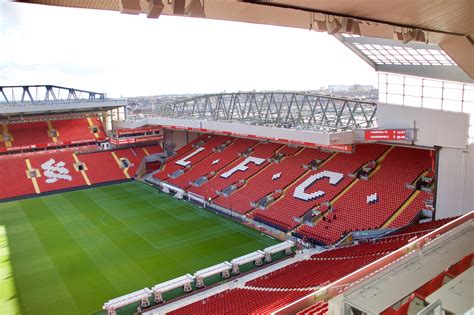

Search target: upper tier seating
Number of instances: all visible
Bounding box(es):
[213,147,332,214]
[187,142,283,199]
[168,288,311,315]
[8,121,52,147]
[298,147,432,244]
[253,144,389,231]
[2,118,106,151]
[52,117,106,142]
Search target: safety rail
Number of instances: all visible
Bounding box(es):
[273,211,473,314]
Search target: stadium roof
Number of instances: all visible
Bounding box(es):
[0,85,126,116]
[15,0,474,82]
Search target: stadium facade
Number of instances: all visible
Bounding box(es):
[1,1,473,315]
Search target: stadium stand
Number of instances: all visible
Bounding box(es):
[0,155,36,199]
[165,217,457,315]
[8,121,52,147]
[380,253,473,314]
[52,117,106,142]
[297,146,432,244]
[0,144,163,201]
[153,134,232,181]
[1,117,107,153]
[187,141,283,199]
[247,218,448,289]
[166,138,256,189]
[167,288,311,315]
[253,144,389,232]
[387,191,433,228]
[28,151,88,192]
[296,301,328,315]
[213,147,331,214]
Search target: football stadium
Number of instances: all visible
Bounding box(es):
[1,1,473,315]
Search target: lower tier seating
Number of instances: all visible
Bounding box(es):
[0,156,37,199]
[247,218,449,290]
[168,288,311,315]
[0,145,162,200]
[247,255,382,289]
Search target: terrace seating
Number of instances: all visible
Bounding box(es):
[213,147,331,214]
[166,138,256,189]
[2,118,107,153]
[168,288,311,315]
[253,144,389,231]
[381,253,472,314]
[153,135,232,181]
[247,255,381,289]
[28,151,88,192]
[388,191,433,228]
[0,156,36,199]
[77,151,126,183]
[248,227,429,290]
[297,301,328,315]
[390,217,456,236]
[112,145,163,177]
[0,144,162,201]
[188,142,282,199]
[52,118,106,142]
[8,121,52,147]
[298,146,432,244]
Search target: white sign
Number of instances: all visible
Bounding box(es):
[293,170,344,201]
[41,158,72,184]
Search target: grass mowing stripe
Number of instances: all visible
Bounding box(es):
[1,181,279,314]
[41,195,153,297]
[19,198,112,314]
[4,200,82,315]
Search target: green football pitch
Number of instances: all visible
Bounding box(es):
[0,181,279,315]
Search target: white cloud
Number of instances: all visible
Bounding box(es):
[0,1,376,97]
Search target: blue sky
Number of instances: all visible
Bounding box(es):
[0,0,377,97]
